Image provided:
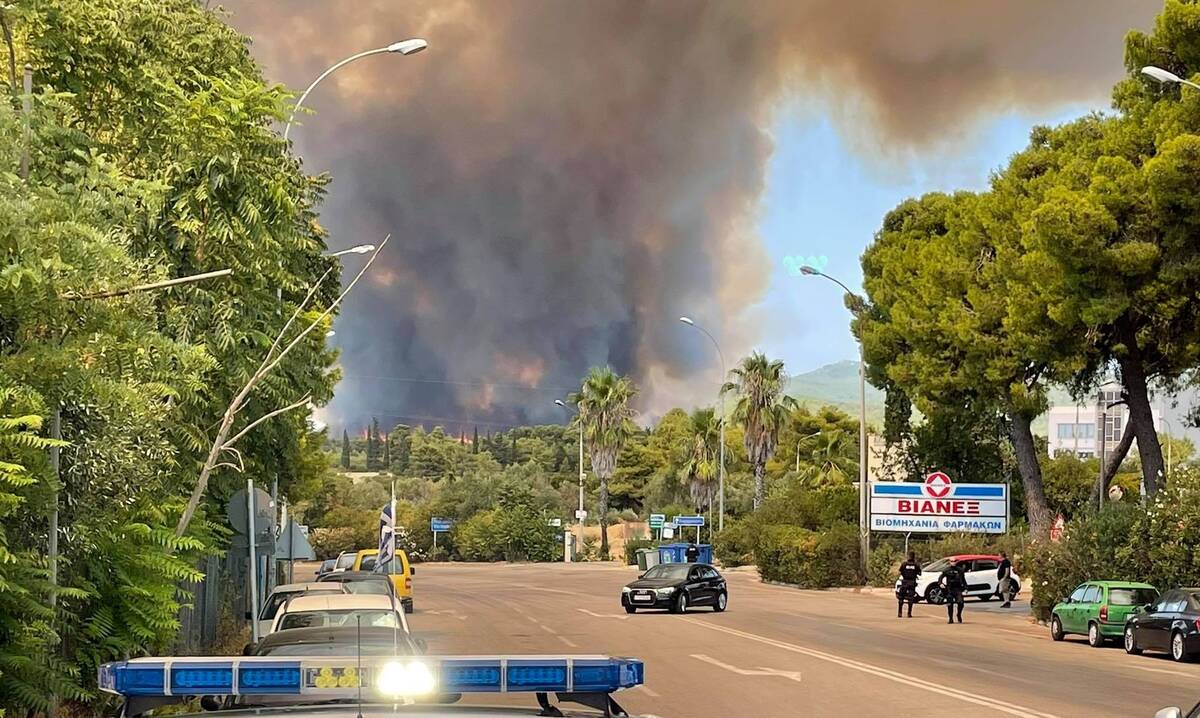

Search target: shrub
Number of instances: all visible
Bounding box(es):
[1028,504,1139,621]
[756,522,862,588]
[623,538,655,565]
[454,507,560,562]
[619,508,640,522]
[712,519,756,567]
[867,543,902,587]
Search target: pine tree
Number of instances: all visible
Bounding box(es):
[510,434,519,465]
[341,430,351,469]
[383,433,391,471]
[472,426,479,454]
[366,418,381,470]
[392,424,413,473]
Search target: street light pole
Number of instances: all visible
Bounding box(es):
[799,266,869,576]
[795,430,822,474]
[555,400,585,558]
[678,317,726,532]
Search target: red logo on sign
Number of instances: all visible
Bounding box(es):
[924,472,952,498]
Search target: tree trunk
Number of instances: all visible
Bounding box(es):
[1089,414,1136,508]
[1006,408,1053,540]
[1119,356,1163,496]
[752,461,766,510]
[598,476,610,560]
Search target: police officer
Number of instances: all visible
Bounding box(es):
[896,551,922,618]
[939,560,967,624]
[685,542,699,563]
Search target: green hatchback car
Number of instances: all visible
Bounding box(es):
[1051,580,1159,647]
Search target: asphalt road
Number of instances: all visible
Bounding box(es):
[386,562,1200,718]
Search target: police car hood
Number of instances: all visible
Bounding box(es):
[626,577,681,590]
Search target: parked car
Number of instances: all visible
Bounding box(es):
[252,581,347,638]
[315,558,337,577]
[906,555,1021,604]
[1124,587,1200,662]
[350,548,416,613]
[1050,580,1158,647]
[270,593,409,634]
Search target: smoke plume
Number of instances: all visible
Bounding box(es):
[219,0,1157,430]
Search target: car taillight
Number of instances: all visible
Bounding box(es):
[1194,618,1200,633]
[1100,605,1108,622]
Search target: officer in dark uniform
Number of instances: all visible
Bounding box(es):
[685,542,699,563]
[896,551,922,618]
[939,560,967,624]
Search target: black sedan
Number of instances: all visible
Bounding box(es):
[621,562,727,613]
[1124,587,1200,662]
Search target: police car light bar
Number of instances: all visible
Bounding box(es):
[98,654,644,699]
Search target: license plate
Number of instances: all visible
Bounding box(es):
[304,666,372,689]
[633,593,653,602]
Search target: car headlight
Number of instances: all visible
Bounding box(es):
[655,587,675,596]
[622,586,632,594]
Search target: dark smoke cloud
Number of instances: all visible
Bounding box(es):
[219,0,1157,431]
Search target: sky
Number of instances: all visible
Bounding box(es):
[221,0,1164,433]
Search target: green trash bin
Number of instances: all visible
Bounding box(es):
[636,548,650,571]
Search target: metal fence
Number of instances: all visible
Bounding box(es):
[174,553,249,654]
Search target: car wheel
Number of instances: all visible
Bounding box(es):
[1124,626,1142,655]
[1087,622,1105,647]
[1171,631,1192,662]
[624,604,636,614]
[926,585,946,605]
[1050,615,1064,641]
[672,592,688,614]
[713,592,727,613]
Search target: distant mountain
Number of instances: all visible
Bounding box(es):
[784,360,886,427]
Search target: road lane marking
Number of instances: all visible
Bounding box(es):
[682,618,1060,718]
[538,623,557,634]
[691,654,803,683]
[576,608,629,620]
[1127,665,1196,677]
[557,635,579,648]
[524,615,541,623]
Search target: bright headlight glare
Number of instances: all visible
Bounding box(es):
[655,587,675,595]
[621,586,632,593]
[376,660,436,697]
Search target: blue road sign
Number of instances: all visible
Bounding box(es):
[673,515,705,527]
[430,517,453,532]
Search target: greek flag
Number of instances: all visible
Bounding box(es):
[377,502,395,572]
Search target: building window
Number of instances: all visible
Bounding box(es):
[1078,423,1095,439]
[1057,424,1074,439]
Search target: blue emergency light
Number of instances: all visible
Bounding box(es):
[98,655,644,699]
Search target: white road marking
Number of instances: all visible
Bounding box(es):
[524,615,541,624]
[557,635,579,648]
[538,623,557,634]
[690,654,803,683]
[1127,665,1196,677]
[424,609,469,621]
[636,685,661,697]
[576,608,628,620]
[682,618,1060,718]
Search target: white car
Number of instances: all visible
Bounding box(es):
[270,593,411,635]
[329,550,357,574]
[254,582,346,638]
[895,554,1021,604]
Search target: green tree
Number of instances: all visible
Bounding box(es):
[390,424,412,473]
[571,367,638,560]
[341,429,351,470]
[722,353,798,509]
[679,409,720,512]
[796,430,858,489]
[366,419,381,471]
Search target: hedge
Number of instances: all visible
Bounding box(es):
[755,522,863,588]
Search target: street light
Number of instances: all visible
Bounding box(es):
[794,430,822,473]
[797,265,869,575]
[554,399,586,547]
[678,316,727,532]
[1141,65,1200,91]
[325,244,376,258]
[283,39,428,143]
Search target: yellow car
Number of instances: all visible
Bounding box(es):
[351,548,415,613]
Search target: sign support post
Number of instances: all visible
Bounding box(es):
[247,478,259,644]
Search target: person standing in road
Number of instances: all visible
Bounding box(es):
[685,542,699,563]
[896,551,922,618]
[939,561,967,624]
[997,551,1013,608]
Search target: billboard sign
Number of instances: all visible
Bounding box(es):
[870,473,1007,534]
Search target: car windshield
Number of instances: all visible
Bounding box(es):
[278,610,398,631]
[923,558,953,572]
[642,564,690,580]
[334,554,356,570]
[1109,588,1158,606]
[258,641,411,657]
[259,590,300,621]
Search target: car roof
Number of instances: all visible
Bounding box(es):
[271,582,344,594]
[355,549,378,557]
[255,625,413,650]
[1085,580,1157,588]
[319,570,390,581]
[282,594,397,612]
[947,554,1001,561]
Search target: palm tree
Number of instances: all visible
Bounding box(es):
[797,429,859,488]
[722,353,797,509]
[570,367,637,560]
[679,408,719,513]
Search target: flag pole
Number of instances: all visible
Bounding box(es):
[390,479,397,578]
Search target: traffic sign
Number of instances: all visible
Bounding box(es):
[574,509,588,520]
[673,515,705,527]
[430,517,453,532]
[648,513,665,529]
[547,518,562,527]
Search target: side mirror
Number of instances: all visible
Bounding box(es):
[1143,603,1154,612]
[638,572,646,579]
[1154,708,1182,718]
[410,567,416,575]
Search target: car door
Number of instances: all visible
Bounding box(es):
[966,559,998,597]
[701,566,723,602]
[1141,591,1176,650]
[1063,584,1089,633]
[1078,584,1102,631]
[686,566,711,605]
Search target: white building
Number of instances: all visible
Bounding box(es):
[1045,383,1160,459]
